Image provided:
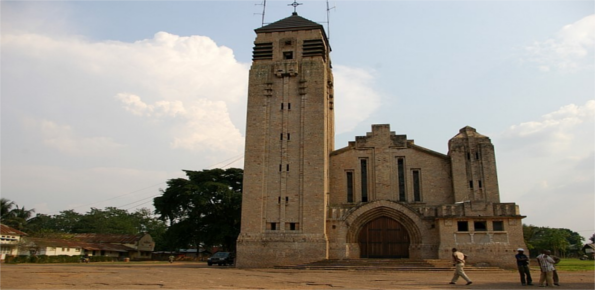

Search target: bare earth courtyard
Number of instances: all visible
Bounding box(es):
[1,262,593,289]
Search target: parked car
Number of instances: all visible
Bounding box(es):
[207,252,234,266]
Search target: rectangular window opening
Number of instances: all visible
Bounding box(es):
[478,180,483,188]
[457,221,469,232]
[493,221,504,231]
[413,170,421,202]
[474,221,487,231]
[476,152,480,160]
[361,159,368,202]
[469,180,474,189]
[286,164,289,171]
[280,133,283,140]
[346,171,354,203]
[269,223,277,231]
[288,103,291,110]
[287,133,290,140]
[397,158,406,201]
[283,51,293,60]
[289,223,296,231]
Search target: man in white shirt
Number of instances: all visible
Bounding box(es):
[449,248,473,285]
[536,250,556,287]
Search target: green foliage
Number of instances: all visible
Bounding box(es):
[153,168,243,252]
[1,198,35,231]
[523,224,585,257]
[555,258,595,271]
[25,207,166,238]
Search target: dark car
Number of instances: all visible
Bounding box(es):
[207,252,234,266]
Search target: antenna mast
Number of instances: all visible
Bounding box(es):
[326,0,335,40]
[255,0,267,27]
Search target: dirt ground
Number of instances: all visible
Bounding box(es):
[1,262,593,289]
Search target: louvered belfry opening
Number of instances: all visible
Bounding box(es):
[252,42,273,60]
[358,217,410,258]
[302,39,326,60]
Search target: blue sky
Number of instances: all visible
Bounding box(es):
[2,0,594,241]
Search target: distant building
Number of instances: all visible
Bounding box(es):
[0,224,27,261]
[236,12,526,268]
[18,233,155,260]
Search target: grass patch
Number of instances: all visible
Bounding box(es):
[555,258,595,271]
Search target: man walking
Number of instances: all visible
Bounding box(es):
[449,248,473,285]
[515,248,533,286]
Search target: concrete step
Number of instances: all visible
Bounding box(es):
[275,259,503,272]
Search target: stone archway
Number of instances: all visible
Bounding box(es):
[344,200,425,259]
[358,216,410,258]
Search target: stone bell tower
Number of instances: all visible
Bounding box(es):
[235,13,334,268]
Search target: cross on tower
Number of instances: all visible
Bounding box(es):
[288,0,303,13]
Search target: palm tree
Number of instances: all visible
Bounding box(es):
[1,198,15,220]
[8,206,36,230]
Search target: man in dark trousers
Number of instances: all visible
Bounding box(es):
[515,248,533,286]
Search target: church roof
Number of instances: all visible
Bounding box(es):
[256,12,324,33]
[451,126,487,139]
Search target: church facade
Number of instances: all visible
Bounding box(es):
[236,13,526,268]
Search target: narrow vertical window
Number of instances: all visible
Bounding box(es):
[285,196,289,203]
[469,180,474,189]
[346,172,354,203]
[475,152,480,160]
[280,133,283,140]
[361,159,368,202]
[279,164,282,171]
[478,180,483,188]
[278,197,281,203]
[281,103,284,110]
[413,170,421,202]
[288,103,291,110]
[287,133,290,140]
[467,152,471,160]
[286,164,289,171]
[397,158,406,201]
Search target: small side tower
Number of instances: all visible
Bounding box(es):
[448,126,500,203]
[236,13,334,267]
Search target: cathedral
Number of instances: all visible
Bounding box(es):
[236,12,527,268]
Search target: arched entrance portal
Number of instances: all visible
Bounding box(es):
[358,216,410,258]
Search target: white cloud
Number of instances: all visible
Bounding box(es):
[524,14,595,73]
[333,65,382,134]
[496,100,595,239]
[501,100,595,155]
[28,118,124,156]
[3,31,248,155]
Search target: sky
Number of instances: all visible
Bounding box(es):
[1,0,594,241]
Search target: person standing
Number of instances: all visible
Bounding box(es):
[515,248,533,286]
[551,254,561,286]
[449,248,473,285]
[536,250,556,287]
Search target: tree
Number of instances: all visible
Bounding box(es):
[523,224,585,257]
[154,168,243,251]
[1,198,15,219]
[1,198,35,231]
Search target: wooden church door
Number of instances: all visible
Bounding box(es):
[358,216,410,258]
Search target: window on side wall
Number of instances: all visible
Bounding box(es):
[493,221,504,231]
[474,221,487,231]
[457,221,468,232]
